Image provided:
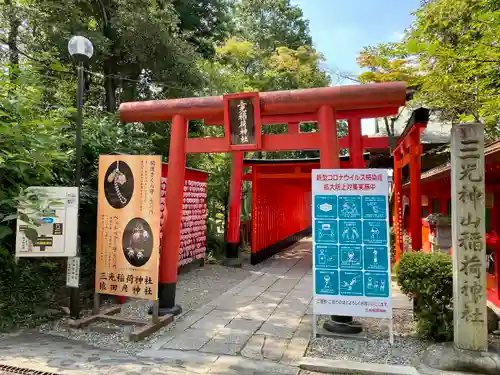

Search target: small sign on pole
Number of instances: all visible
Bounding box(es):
[66,256,80,288]
[312,169,393,342]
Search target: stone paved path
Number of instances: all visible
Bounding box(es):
[142,239,314,367]
[0,238,411,374]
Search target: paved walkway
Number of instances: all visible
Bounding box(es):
[0,238,411,374]
[142,239,313,366]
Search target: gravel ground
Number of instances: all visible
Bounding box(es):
[306,309,431,367]
[38,263,253,355]
[306,309,500,367]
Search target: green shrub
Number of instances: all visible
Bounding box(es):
[0,248,65,331]
[389,226,395,263]
[396,251,453,341]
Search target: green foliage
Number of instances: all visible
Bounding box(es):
[396,252,453,341]
[358,0,500,137]
[0,0,332,330]
[234,0,312,52]
[0,248,65,331]
[0,63,70,247]
[389,226,395,264]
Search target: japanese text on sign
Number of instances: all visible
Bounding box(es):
[95,155,161,301]
[312,169,392,319]
[451,122,488,351]
[455,126,486,324]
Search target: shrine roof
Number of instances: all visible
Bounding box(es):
[243,153,370,166]
[403,139,500,186]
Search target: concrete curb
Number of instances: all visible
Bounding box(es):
[299,357,418,375]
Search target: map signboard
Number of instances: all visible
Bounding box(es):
[312,169,392,319]
[15,187,78,257]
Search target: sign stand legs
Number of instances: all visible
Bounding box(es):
[388,318,394,346]
[70,293,173,341]
[312,312,317,339]
[93,291,100,315]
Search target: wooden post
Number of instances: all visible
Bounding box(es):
[158,114,187,314]
[348,117,364,168]
[409,130,422,250]
[225,151,244,265]
[393,152,404,262]
[318,105,340,169]
[451,123,487,351]
[288,122,299,134]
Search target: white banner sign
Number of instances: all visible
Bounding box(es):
[15,187,78,257]
[312,169,392,319]
[66,256,80,287]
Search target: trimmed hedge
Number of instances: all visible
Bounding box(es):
[395,251,454,341]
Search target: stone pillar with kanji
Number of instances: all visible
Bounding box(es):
[417,123,500,375]
[451,122,487,350]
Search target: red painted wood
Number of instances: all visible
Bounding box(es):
[203,107,400,126]
[348,118,364,168]
[251,176,311,254]
[119,82,407,123]
[185,134,390,154]
[409,131,422,251]
[160,114,187,284]
[393,152,404,262]
[227,152,244,243]
[288,122,299,134]
[262,132,320,152]
[318,105,340,168]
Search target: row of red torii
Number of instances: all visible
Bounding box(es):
[118,82,407,314]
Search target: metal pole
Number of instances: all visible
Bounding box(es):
[69,61,84,319]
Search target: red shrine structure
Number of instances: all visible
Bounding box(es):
[119,82,407,313]
[392,113,500,309]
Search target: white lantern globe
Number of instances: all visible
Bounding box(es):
[68,36,93,62]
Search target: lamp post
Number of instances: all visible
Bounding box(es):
[68,35,93,319]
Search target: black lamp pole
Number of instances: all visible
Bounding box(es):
[67,35,93,319]
[69,60,84,319]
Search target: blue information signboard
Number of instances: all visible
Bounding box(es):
[314,195,338,219]
[315,245,339,268]
[312,169,392,319]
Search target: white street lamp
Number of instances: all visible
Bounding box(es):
[67,35,93,320]
[68,35,94,62]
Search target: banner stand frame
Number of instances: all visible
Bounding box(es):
[311,315,394,345]
[68,292,172,341]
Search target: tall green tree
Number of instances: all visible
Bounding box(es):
[24,0,203,111]
[357,0,500,137]
[233,0,312,52]
[172,0,233,58]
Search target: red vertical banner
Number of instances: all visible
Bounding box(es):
[393,154,404,262]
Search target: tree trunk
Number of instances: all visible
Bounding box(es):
[103,59,117,112]
[6,0,21,80]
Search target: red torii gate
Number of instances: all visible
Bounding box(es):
[392,108,430,261]
[119,82,407,314]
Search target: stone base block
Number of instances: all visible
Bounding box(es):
[417,342,500,375]
[323,318,363,334]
